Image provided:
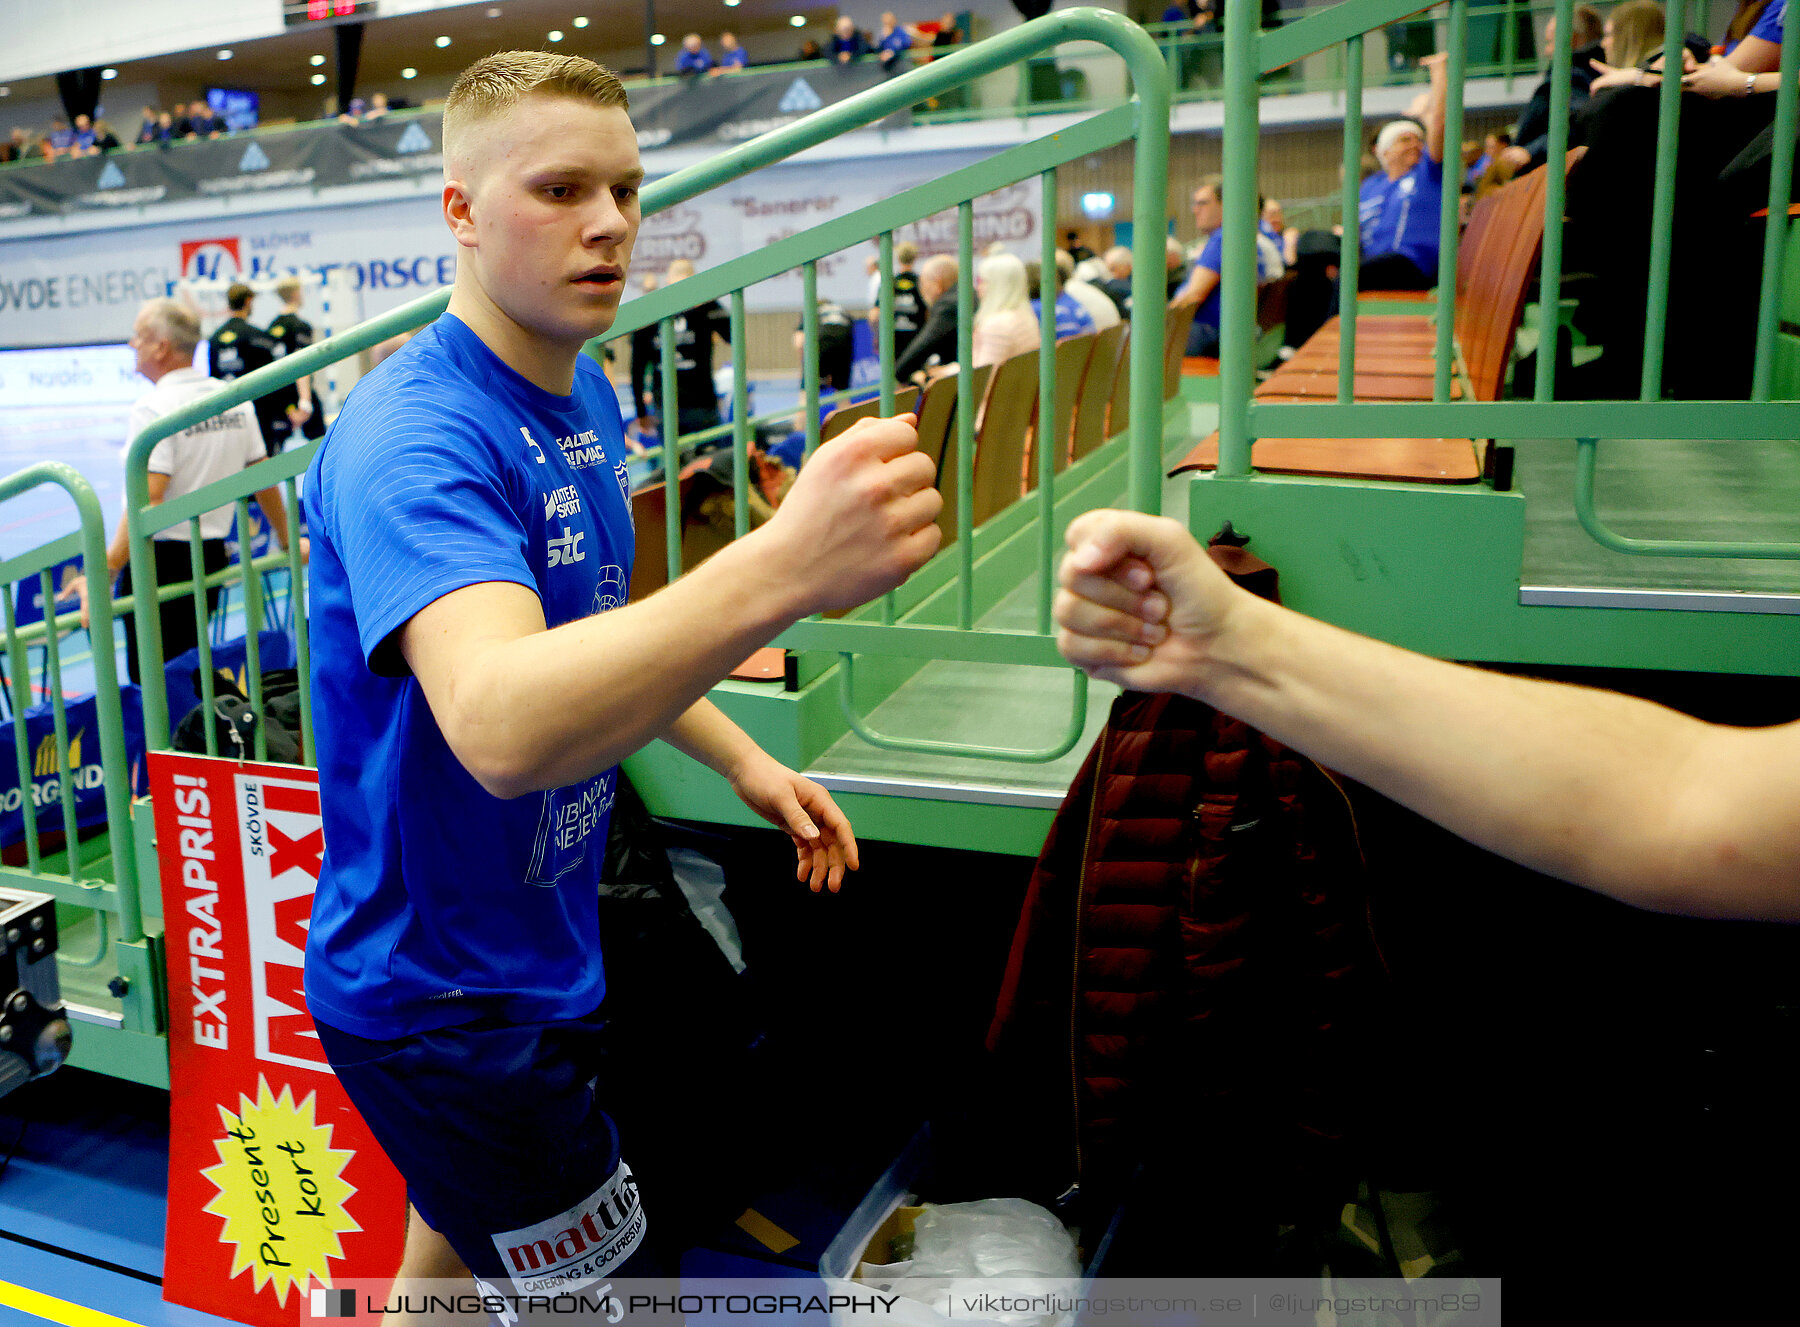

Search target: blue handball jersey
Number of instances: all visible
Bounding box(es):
[1360,154,1444,278]
[302,314,635,1039]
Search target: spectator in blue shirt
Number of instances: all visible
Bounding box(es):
[1358,50,1449,289]
[44,117,75,162]
[712,31,749,73]
[876,13,913,73]
[676,33,713,76]
[833,16,870,63]
[134,106,160,145]
[70,114,98,156]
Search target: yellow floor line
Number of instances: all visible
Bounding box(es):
[0,1279,146,1327]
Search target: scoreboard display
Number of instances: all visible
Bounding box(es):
[284,1,378,27]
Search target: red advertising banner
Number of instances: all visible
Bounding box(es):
[151,751,406,1325]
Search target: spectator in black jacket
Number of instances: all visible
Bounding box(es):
[630,258,731,440]
[1499,5,1603,176]
[895,255,961,382]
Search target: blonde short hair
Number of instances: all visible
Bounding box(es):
[443,51,629,162]
[275,274,304,302]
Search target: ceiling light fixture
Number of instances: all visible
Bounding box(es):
[650,33,666,45]
[573,17,589,28]
[435,35,452,48]
[487,6,502,16]
[217,49,233,60]
[311,73,326,86]
[790,14,807,27]
[402,67,418,80]
[310,54,326,66]
[101,68,118,80]
[725,0,740,7]
[548,29,564,42]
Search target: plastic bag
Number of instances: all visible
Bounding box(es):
[880,1198,1080,1326]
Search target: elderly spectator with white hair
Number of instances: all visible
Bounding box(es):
[1358,49,1450,288]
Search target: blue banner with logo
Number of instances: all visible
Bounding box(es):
[0,685,145,852]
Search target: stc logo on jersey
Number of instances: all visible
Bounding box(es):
[547,529,586,568]
[181,237,243,281]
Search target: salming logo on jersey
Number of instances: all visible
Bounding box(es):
[544,484,581,520]
[556,428,608,469]
[521,426,548,464]
[547,528,586,568]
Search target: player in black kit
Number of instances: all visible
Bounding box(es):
[207,282,286,455]
[265,274,324,444]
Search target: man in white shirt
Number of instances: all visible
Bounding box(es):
[65,298,301,681]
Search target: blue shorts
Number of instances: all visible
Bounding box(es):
[314,1006,665,1292]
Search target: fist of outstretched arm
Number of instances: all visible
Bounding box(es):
[1054,510,1241,697]
[765,413,942,614]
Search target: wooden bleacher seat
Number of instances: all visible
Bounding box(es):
[926,362,995,549]
[968,350,1039,524]
[1105,324,1132,442]
[1025,332,1098,491]
[1070,322,1126,462]
[1177,153,1580,483]
[1163,298,1197,401]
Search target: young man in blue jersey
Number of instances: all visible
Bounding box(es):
[301,50,941,1313]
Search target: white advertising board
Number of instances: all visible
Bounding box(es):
[0,147,1039,350]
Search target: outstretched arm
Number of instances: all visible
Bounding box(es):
[1420,50,1449,163]
[401,415,940,802]
[1054,510,1800,921]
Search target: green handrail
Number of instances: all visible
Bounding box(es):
[0,463,143,945]
[1573,438,1800,559]
[836,652,1090,762]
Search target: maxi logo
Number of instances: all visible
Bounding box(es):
[547,528,586,568]
[239,142,271,173]
[544,484,581,520]
[97,161,126,190]
[395,122,433,154]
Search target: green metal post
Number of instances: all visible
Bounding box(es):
[878,232,897,417]
[1641,0,1687,399]
[1753,11,1800,399]
[1339,34,1364,404]
[2,589,37,872]
[802,261,822,461]
[878,234,900,626]
[188,523,219,758]
[39,570,80,879]
[1534,0,1575,400]
[237,499,267,763]
[1038,169,1058,634]
[1435,0,1468,404]
[957,202,976,631]
[1216,0,1261,477]
[730,292,750,541]
[285,477,313,765]
[660,316,681,585]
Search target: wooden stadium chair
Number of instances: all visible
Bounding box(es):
[1025,332,1098,491]
[1163,299,1197,401]
[969,349,1040,525]
[926,362,995,551]
[1071,322,1126,462]
[1105,324,1132,442]
[817,395,883,444]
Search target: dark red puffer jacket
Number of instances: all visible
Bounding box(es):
[985,549,1386,1212]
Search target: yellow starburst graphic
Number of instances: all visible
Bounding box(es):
[200,1077,362,1306]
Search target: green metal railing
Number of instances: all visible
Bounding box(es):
[103,8,1170,771]
[0,463,155,1034]
[1216,0,1800,563]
